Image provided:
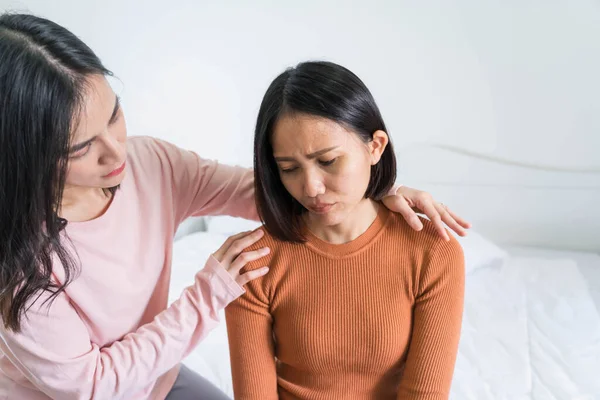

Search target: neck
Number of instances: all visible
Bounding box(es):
[59,185,112,222]
[306,199,379,244]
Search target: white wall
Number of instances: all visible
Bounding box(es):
[2,0,599,249]
[2,0,599,168]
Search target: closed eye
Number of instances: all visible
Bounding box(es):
[319,158,337,167]
[280,166,298,174]
[70,142,93,159]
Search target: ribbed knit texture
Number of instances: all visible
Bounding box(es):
[225,206,465,400]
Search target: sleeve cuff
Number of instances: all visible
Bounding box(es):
[386,183,403,197]
[202,255,246,302]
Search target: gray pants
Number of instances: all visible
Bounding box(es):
[165,365,231,400]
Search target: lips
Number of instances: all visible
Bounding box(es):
[308,203,335,214]
[104,161,126,178]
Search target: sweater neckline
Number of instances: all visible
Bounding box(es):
[304,205,390,258]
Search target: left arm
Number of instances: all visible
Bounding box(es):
[397,236,465,399]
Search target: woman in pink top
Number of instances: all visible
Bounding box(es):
[0,13,470,400]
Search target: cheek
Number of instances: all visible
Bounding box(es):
[328,159,372,195]
[65,159,96,183]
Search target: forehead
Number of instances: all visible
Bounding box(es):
[71,75,115,141]
[272,114,355,153]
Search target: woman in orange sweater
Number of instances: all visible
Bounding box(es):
[225,61,465,400]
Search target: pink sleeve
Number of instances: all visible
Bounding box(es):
[0,257,244,400]
[150,138,259,223]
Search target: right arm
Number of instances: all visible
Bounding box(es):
[145,138,259,223]
[225,263,278,399]
[396,235,465,399]
[0,231,269,400]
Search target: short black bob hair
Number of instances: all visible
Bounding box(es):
[253,61,396,242]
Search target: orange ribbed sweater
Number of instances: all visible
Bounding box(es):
[225,207,465,400]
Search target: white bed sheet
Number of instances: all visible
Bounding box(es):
[453,247,600,400]
[169,233,600,399]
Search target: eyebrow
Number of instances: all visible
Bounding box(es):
[69,136,97,153]
[69,95,120,153]
[274,146,339,162]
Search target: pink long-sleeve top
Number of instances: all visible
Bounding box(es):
[0,136,257,400]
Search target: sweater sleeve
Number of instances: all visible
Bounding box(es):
[397,235,465,400]
[0,257,243,400]
[225,271,278,399]
[147,138,259,224]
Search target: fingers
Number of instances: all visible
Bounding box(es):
[212,230,251,261]
[221,229,265,265]
[446,207,472,229]
[382,195,423,231]
[418,199,449,241]
[435,203,467,237]
[230,247,270,276]
[211,228,271,287]
[237,267,270,286]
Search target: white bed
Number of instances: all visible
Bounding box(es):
[452,246,600,400]
[168,145,600,399]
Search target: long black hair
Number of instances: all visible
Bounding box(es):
[254,61,396,243]
[0,13,113,332]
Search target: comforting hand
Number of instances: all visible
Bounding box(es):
[212,229,270,286]
[382,186,471,241]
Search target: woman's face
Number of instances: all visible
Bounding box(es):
[271,113,388,228]
[66,74,128,189]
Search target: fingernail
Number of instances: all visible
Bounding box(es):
[262,267,270,273]
[261,247,270,254]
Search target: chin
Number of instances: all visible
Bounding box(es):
[104,172,126,186]
[309,210,347,227]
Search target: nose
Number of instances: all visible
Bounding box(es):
[303,169,325,198]
[98,129,123,165]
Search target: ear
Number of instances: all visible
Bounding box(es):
[368,130,389,165]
